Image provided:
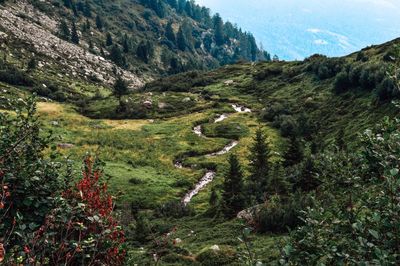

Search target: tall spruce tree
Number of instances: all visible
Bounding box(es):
[122,34,130,53]
[213,13,224,46]
[268,164,290,196]
[110,45,124,66]
[165,21,176,45]
[71,21,80,44]
[58,20,70,41]
[177,20,193,51]
[222,154,245,218]
[283,135,304,167]
[248,128,270,203]
[113,76,129,106]
[295,155,320,192]
[106,32,113,46]
[95,14,103,31]
[166,0,177,9]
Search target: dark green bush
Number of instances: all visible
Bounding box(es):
[334,71,351,94]
[196,246,238,265]
[155,200,195,218]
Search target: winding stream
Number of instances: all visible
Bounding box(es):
[178,104,252,205]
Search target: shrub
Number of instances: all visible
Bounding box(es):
[0,97,125,265]
[0,96,65,256]
[155,200,194,218]
[334,71,350,94]
[253,65,283,80]
[282,115,400,265]
[255,193,311,233]
[0,60,34,86]
[277,115,298,137]
[27,157,126,265]
[376,77,397,103]
[196,246,238,265]
[261,102,289,122]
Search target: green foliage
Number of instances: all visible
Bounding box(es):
[282,115,400,264]
[0,59,34,86]
[0,96,65,248]
[0,97,125,264]
[247,128,271,203]
[334,71,351,94]
[165,21,176,45]
[113,76,129,101]
[256,193,311,233]
[267,164,290,196]
[283,136,304,167]
[58,19,70,41]
[156,200,194,218]
[306,55,345,80]
[222,154,246,218]
[136,41,154,63]
[106,32,113,46]
[27,57,37,71]
[71,21,79,44]
[196,245,238,265]
[95,14,103,31]
[110,45,125,66]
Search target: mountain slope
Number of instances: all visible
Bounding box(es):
[145,38,400,145]
[0,0,266,88]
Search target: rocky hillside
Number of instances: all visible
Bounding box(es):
[0,0,267,91]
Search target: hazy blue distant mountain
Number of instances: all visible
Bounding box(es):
[196,0,400,60]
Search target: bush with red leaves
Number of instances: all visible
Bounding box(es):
[0,96,125,265]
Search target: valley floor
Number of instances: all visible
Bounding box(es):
[32,91,284,264]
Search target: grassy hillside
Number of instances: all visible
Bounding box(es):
[1,31,400,263]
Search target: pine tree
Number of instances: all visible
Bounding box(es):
[177,0,186,13]
[268,164,290,196]
[113,76,129,104]
[58,20,70,41]
[209,187,218,208]
[136,41,153,63]
[184,1,193,17]
[122,34,130,53]
[71,21,80,44]
[82,1,92,17]
[63,0,72,8]
[295,155,320,192]
[222,154,246,218]
[106,32,113,46]
[165,21,176,44]
[166,0,177,9]
[82,19,91,32]
[248,128,270,203]
[176,26,186,51]
[96,14,103,31]
[283,136,304,167]
[177,20,193,51]
[27,57,37,71]
[110,45,124,66]
[213,13,224,46]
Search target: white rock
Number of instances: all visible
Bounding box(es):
[210,245,220,251]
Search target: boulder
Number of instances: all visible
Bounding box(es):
[224,80,234,86]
